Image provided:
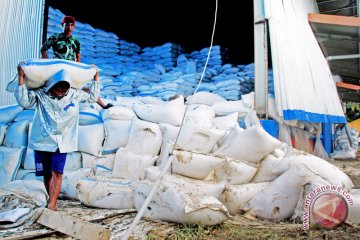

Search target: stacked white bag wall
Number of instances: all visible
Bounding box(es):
[2,91,359,226]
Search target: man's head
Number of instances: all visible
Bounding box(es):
[61,16,76,35]
[50,81,70,99]
[45,70,71,99]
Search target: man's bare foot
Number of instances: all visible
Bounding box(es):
[47,204,58,211]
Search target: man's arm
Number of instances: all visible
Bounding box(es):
[18,65,25,86]
[40,35,54,59]
[76,52,81,62]
[15,65,36,108]
[41,49,48,59]
[78,71,100,103]
[81,65,112,109]
[75,38,81,62]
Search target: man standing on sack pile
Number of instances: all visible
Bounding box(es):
[14,66,99,211]
[41,15,113,109]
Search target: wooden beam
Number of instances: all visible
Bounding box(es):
[37,209,112,240]
[308,13,360,28]
[336,82,360,91]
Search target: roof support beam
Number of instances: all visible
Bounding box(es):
[254,0,268,116]
[327,54,360,60]
[336,82,360,90]
[308,13,360,27]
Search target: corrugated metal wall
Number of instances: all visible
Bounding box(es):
[0,0,45,107]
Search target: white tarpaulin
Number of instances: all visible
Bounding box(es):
[264,0,346,123]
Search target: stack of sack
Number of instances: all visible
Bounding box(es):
[330,125,359,159]
[46,7,256,102]
[0,105,28,188]
[1,89,360,226]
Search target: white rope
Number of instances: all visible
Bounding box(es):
[122,1,218,239]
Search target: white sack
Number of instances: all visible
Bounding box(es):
[269,148,353,190]
[214,159,258,185]
[144,166,161,182]
[241,92,255,109]
[78,123,105,156]
[3,120,29,148]
[64,151,82,170]
[251,152,288,183]
[185,91,226,106]
[159,123,180,143]
[133,96,186,126]
[171,150,224,180]
[79,103,102,125]
[101,106,136,120]
[93,166,113,177]
[243,164,331,220]
[77,176,135,209]
[271,146,287,158]
[0,105,23,123]
[176,118,225,154]
[18,58,97,89]
[144,167,226,199]
[81,152,96,168]
[211,100,251,116]
[15,169,42,182]
[112,148,158,180]
[156,123,180,166]
[157,123,180,168]
[156,142,174,171]
[13,109,35,122]
[220,182,270,215]
[169,174,226,199]
[0,147,24,187]
[94,153,116,171]
[102,119,131,154]
[290,176,330,222]
[125,118,162,156]
[214,125,281,164]
[23,148,35,170]
[212,112,239,131]
[184,104,215,129]
[1,179,48,207]
[134,179,229,225]
[0,123,7,146]
[61,168,92,200]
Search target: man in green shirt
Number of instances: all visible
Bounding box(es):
[41,16,81,62]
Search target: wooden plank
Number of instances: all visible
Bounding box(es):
[37,209,111,240]
[308,13,360,28]
[336,82,360,91]
[0,204,136,240]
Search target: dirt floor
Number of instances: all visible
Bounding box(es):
[332,158,360,189]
